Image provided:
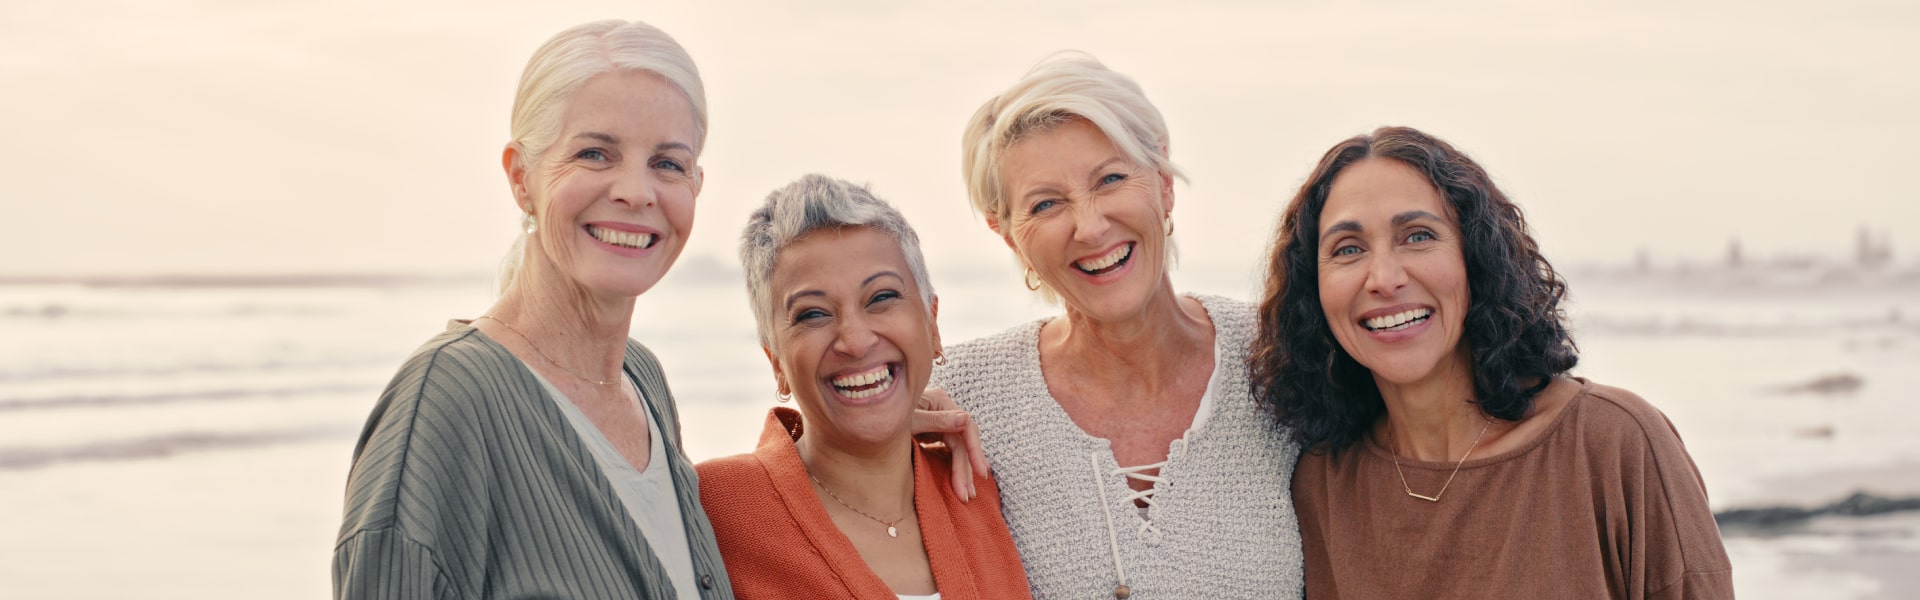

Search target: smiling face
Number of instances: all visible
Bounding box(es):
[997,118,1174,319]
[1316,158,1471,387]
[766,226,941,449]
[510,70,703,299]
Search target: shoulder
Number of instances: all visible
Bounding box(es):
[932,318,1044,401]
[695,452,774,493]
[1190,293,1256,345]
[941,318,1042,367]
[1569,378,1689,452]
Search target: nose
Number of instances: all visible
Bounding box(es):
[611,164,659,209]
[1069,198,1110,244]
[830,312,879,359]
[1364,249,1409,298]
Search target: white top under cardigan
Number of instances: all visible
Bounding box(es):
[931,294,1305,599]
[531,370,701,600]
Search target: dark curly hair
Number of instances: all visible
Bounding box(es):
[1250,126,1578,453]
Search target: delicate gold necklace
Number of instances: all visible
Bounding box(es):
[475,315,619,387]
[1385,415,1493,502]
[808,473,908,538]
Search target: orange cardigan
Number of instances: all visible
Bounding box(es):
[697,408,1032,600]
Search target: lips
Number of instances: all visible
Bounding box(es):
[1073,242,1133,275]
[829,363,897,400]
[586,224,656,249]
[1363,308,1433,332]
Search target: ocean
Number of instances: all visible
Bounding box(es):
[2,260,1916,598]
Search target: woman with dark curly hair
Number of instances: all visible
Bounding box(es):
[1252,126,1732,598]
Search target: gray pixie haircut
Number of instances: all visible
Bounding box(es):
[740,174,935,348]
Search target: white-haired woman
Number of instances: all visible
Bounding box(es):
[333,21,727,599]
[696,174,1031,600]
[931,53,1305,598]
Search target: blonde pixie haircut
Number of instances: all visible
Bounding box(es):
[497,20,708,295]
[960,53,1184,302]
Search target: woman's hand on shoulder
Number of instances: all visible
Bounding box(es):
[912,388,990,502]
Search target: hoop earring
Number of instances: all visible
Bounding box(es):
[933,351,948,366]
[1024,267,1042,291]
[775,378,792,403]
[1164,215,1174,237]
[523,212,538,235]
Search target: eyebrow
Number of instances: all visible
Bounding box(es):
[571,132,695,154]
[782,271,906,311]
[1392,210,1444,228]
[1319,210,1445,241]
[1018,156,1128,204]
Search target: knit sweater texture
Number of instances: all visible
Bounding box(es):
[697,408,1032,600]
[932,294,1306,598]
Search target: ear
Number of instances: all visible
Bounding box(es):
[761,344,787,393]
[691,164,706,198]
[928,295,943,356]
[1159,173,1177,217]
[502,143,532,210]
[986,215,1017,252]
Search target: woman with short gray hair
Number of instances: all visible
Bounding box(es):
[933,53,1306,598]
[697,174,1031,599]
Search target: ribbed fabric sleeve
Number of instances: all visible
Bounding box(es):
[333,323,733,600]
[1291,378,1734,599]
[930,294,1306,599]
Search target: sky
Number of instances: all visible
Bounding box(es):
[1,0,1914,278]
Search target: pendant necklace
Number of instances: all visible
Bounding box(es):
[1385,415,1493,502]
[808,473,908,538]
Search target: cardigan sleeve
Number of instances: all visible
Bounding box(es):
[334,528,457,600]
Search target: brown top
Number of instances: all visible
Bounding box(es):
[696,408,1033,600]
[1292,378,1733,599]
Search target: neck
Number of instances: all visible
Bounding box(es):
[1375,349,1486,462]
[794,419,915,517]
[484,256,636,381]
[1051,281,1209,397]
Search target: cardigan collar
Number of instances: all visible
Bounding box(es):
[752,407,979,598]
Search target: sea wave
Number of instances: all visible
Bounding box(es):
[0,426,351,471]
[0,383,378,412]
[0,358,395,384]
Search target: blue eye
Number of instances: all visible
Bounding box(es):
[1100,173,1126,185]
[576,148,608,161]
[1030,199,1059,215]
[655,158,686,172]
[1408,230,1436,243]
[1333,245,1361,257]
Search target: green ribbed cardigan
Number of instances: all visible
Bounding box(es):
[334,323,733,599]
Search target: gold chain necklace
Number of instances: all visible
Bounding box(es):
[1385,415,1493,502]
[475,315,619,387]
[808,473,908,538]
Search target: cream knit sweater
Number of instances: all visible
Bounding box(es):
[933,294,1304,599]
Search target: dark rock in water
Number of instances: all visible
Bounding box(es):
[1774,372,1865,396]
[1716,491,1920,531]
[1830,491,1920,517]
[1715,505,1821,528]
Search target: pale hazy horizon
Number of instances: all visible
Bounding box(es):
[3,0,1915,279]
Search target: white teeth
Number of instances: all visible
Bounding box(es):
[1075,244,1133,273]
[590,226,653,249]
[831,365,895,399]
[1365,309,1433,332]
